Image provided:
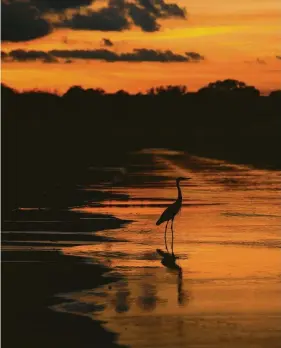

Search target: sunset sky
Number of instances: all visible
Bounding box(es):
[1,0,281,94]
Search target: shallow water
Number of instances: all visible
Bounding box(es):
[57,149,281,347]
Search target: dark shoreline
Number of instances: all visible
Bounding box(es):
[2,250,128,348]
[2,204,131,348]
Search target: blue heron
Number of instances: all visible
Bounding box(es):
[156,177,190,255]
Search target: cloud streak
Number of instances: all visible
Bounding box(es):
[3,49,58,63]
[3,49,205,63]
[185,52,204,61]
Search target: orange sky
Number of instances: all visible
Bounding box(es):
[1,0,281,94]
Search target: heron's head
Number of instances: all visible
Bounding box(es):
[176,177,191,183]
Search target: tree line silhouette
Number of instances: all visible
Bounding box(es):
[2,79,281,217]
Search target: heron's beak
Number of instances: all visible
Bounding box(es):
[182,177,191,181]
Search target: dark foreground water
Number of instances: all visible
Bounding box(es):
[52,149,281,348]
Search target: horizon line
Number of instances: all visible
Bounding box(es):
[2,81,280,97]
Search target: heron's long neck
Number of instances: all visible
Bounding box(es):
[176,181,182,201]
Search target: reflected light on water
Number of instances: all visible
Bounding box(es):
[55,150,281,348]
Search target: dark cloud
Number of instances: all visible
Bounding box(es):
[32,0,94,12]
[120,48,188,62]
[1,1,52,42]
[185,52,204,61]
[50,49,118,61]
[4,48,205,63]
[159,2,186,18]
[59,0,186,32]
[50,48,191,62]
[137,0,159,16]
[108,0,126,10]
[276,56,281,60]
[102,38,114,47]
[60,7,130,31]
[137,0,186,18]
[8,49,58,63]
[42,55,58,63]
[1,0,187,42]
[155,0,186,18]
[127,4,159,32]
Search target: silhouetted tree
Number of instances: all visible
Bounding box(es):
[209,79,247,91]
[198,79,260,97]
[115,89,130,96]
[63,85,85,99]
[1,83,17,99]
[269,90,281,99]
[85,88,105,96]
[147,85,187,97]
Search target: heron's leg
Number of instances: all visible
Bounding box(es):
[164,221,169,252]
[171,218,174,256]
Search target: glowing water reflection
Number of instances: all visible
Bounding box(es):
[56,150,281,347]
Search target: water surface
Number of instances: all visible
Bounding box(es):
[56,150,281,347]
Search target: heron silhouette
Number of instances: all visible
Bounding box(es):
[156,177,190,255]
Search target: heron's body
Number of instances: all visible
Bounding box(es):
[156,197,182,226]
[156,177,190,254]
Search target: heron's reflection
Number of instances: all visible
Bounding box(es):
[157,249,189,306]
[136,282,158,312]
[111,282,131,313]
